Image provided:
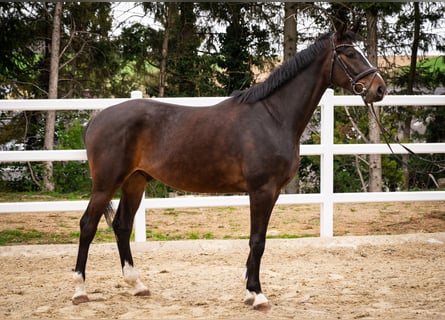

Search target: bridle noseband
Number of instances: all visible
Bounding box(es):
[329,35,379,97]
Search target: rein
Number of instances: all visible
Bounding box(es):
[366,101,445,176]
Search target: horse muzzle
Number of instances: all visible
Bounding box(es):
[359,72,386,104]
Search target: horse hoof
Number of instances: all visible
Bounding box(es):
[135,289,151,297]
[253,302,271,312]
[244,296,254,306]
[72,295,89,305]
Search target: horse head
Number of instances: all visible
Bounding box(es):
[329,25,386,104]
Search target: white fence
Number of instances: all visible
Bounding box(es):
[1,89,444,241]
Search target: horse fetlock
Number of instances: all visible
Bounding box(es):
[72,272,89,305]
[123,262,150,296]
[244,290,255,305]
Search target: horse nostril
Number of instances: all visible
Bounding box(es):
[377,85,386,97]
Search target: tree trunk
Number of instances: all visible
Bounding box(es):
[283,2,298,194]
[43,1,62,192]
[159,2,176,97]
[407,3,420,94]
[283,3,297,61]
[366,10,382,192]
[402,2,421,190]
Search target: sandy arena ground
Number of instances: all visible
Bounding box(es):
[1,232,444,319]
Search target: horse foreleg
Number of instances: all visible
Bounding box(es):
[114,172,151,297]
[244,188,279,312]
[72,192,112,305]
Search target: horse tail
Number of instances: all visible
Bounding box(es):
[103,202,116,228]
[83,111,100,145]
[82,120,90,145]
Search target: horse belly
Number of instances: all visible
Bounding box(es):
[151,169,248,194]
[142,150,247,194]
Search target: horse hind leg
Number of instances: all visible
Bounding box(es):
[72,190,115,305]
[113,171,151,297]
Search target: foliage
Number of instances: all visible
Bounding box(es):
[394,56,445,93]
[1,2,444,194]
[0,3,45,99]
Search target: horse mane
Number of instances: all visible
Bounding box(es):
[232,32,335,104]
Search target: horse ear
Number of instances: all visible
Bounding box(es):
[351,19,361,34]
[335,22,348,40]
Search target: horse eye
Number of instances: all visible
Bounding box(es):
[345,50,355,58]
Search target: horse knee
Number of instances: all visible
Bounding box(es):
[78,216,98,244]
[79,213,89,229]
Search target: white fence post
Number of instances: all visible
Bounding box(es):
[130,91,143,99]
[319,89,335,237]
[130,90,146,242]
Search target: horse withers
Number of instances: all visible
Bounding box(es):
[72,27,386,311]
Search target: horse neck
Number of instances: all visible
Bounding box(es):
[264,54,330,140]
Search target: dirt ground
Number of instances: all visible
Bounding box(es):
[0,201,444,319]
[1,202,445,243]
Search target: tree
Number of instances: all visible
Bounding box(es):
[42,1,62,192]
[58,2,115,98]
[382,2,445,189]
[198,3,279,95]
[283,2,298,193]
[138,2,221,97]
[283,3,297,62]
[399,2,421,190]
[151,2,177,97]
[163,2,205,96]
[365,5,382,192]
[395,2,445,189]
[217,3,254,94]
[1,2,115,192]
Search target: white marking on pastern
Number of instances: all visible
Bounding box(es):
[244,289,255,305]
[253,293,269,307]
[244,290,269,307]
[123,261,149,295]
[72,271,87,299]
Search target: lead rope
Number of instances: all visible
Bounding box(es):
[366,101,445,175]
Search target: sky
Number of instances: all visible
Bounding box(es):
[111,2,153,36]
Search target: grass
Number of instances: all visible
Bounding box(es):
[70,228,116,243]
[0,225,244,245]
[0,228,45,245]
[146,229,184,241]
[266,233,313,239]
[0,191,90,202]
[145,230,215,241]
[0,228,77,245]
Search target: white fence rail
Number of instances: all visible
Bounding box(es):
[1,90,444,241]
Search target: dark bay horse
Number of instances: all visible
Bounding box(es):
[72,27,386,310]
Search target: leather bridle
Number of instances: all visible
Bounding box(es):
[329,35,380,97]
